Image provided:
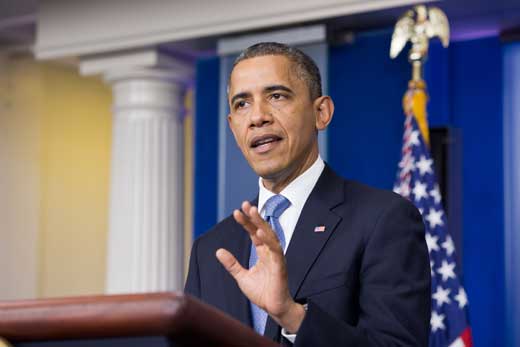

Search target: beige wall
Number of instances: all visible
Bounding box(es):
[38,61,112,297]
[0,54,112,299]
[0,55,42,299]
[0,53,194,299]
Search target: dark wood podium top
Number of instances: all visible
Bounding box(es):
[0,292,279,347]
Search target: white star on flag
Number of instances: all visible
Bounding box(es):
[430,184,442,204]
[416,155,433,176]
[442,235,455,256]
[425,233,440,253]
[437,260,456,282]
[454,287,468,309]
[412,181,428,202]
[432,286,451,307]
[430,311,446,332]
[407,130,421,147]
[425,208,444,229]
[430,260,435,276]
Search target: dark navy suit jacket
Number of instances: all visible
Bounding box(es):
[185,165,431,346]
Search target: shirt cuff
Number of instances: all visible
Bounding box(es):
[280,303,308,344]
[281,328,297,343]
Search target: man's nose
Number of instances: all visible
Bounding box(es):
[249,101,272,128]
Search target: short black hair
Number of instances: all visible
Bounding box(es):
[230,42,322,100]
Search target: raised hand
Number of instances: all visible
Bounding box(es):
[216,201,305,333]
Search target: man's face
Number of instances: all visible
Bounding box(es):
[227,55,319,182]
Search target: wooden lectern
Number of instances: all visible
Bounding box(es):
[0,292,279,347]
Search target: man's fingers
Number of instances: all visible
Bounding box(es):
[249,206,270,229]
[257,228,284,254]
[234,201,281,250]
[236,201,269,233]
[241,200,252,215]
[233,210,264,247]
[233,209,256,232]
[233,209,261,246]
[249,206,280,247]
[216,248,246,279]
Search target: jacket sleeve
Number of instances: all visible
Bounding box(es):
[294,197,431,347]
[184,237,201,298]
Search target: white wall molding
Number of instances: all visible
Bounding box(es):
[80,48,192,78]
[36,0,429,60]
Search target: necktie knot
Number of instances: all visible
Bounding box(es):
[264,194,290,219]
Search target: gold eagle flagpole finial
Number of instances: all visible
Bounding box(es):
[390,5,450,144]
[390,5,450,80]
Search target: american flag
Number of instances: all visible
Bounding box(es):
[394,114,473,347]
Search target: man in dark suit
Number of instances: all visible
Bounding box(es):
[185,42,431,346]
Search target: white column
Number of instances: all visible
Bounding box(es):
[104,67,187,293]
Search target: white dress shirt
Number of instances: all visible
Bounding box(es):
[257,155,325,252]
[257,155,325,342]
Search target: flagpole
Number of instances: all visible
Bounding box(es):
[391,6,474,347]
[390,4,450,145]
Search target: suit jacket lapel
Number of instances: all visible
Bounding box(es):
[224,198,259,327]
[264,165,344,340]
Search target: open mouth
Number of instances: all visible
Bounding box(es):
[250,134,283,148]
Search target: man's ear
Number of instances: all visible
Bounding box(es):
[314,96,334,131]
[227,113,238,139]
[227,113,233,130]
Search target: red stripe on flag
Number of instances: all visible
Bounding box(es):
[461,327,473,347]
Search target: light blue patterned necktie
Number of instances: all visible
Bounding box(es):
[249,194,291,335]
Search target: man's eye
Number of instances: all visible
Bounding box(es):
[272,93,282,100]
[235,100,247,109]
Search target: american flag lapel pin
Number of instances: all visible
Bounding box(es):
[314,225,326,233]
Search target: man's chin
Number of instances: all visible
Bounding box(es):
[251,164,284,181]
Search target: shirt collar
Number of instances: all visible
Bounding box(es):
[258,156,325,214]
